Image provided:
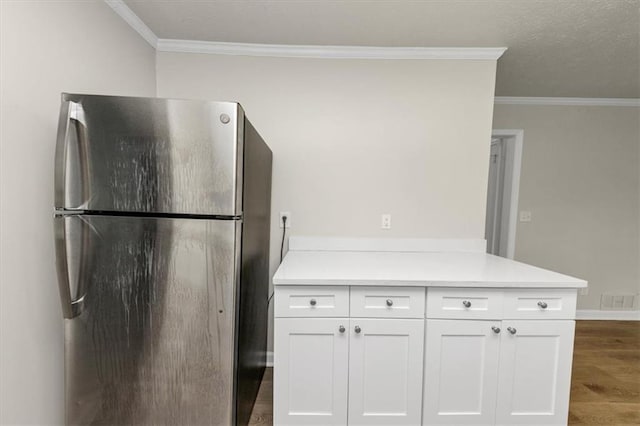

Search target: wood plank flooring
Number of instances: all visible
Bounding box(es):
[569,321,640,425]
[249,320,640,426]
[248,368,273,426]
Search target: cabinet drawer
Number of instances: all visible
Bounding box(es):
[427,288,503,319]
[274,286,349,317]
[503,289,577,319]
[350,287,425,318]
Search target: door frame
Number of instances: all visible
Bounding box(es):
[490,129,524,259]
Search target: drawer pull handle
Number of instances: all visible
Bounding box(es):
[538,301,548,309]
[491,326,501,334]
[386,299,393,307]
[507,327,517,335]
[354,325,361,334]
[462,300,472,308]
[339,325,345,333]
[309,299,317,306]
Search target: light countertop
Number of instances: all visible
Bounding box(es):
[273,250,587,288]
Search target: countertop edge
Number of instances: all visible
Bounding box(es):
[272,279,588,288]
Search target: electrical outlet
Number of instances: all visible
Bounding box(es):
[519,211,532,222]
[279,212,291,228]
[381,214,391,230]
[580,287,589,296]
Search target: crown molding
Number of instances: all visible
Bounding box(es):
[495,96,640,107]
[104,0,158,48]
[102,1,506,60]
[156,40,507,60]
[103,0,505,60]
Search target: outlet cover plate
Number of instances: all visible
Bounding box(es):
[279,212,291,228]
[519,211,532,222]
[381,214,391,230]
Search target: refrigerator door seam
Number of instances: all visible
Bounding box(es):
[54,209,243,220]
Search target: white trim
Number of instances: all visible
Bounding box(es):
[288,237,487,253]
[104,0,158,48]
[266,351,274,367]
[576,309,640,321]
[104,0,505,60]
[156,40,507,60]
[495,97,640,107]
[491,129,524,260]
[102,0,506,59]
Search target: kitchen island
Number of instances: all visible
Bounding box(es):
[272,237,587,426]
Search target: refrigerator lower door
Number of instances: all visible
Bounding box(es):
[56,214,240,426]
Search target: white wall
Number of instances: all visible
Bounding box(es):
[156,52,498,348]
[0,1,156,423]
[493,104,640,310]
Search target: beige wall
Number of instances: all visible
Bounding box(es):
[493,104,640,310]
[157,52,498,348]
[0,1,156,423]
[2,1,636,422]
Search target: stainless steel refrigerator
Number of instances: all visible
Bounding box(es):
[54,93,272,425]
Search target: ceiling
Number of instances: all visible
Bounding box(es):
[124,0,640,98]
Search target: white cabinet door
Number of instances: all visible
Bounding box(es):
[274,318,349,426]
[347,319,424,426]
[496,320,575,426]
[423,319,501,425]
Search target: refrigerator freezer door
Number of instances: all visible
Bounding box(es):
[57,214,240,425]
[55,94,244,216]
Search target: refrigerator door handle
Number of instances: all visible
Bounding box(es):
[55,100,89,209]
[54,216,85,319]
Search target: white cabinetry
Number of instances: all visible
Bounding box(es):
[274,286,578,426]
[274,286,425,426]
[350,287,425,319]
[423,289,577,426]
[274,318,349,425]
[274,286,349,318]
[348,319,424,426]
[423,320,501,425]
[495,320,575,426]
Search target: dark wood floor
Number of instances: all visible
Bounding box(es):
[248,367,273,425]
[249,320,640,426]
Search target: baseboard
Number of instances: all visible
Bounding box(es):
[266,351,274,367]
[576,309,640,321]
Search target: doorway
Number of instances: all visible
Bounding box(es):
[485,130,523,258]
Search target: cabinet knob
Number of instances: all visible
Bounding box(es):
[354,325,361,334]
[462,300,472,308]
[309,299,317,306]
[491,326,501,334]
[386,299,393,307]
[537,301,548,309]
[339,325,345,333]
[507,327,517,335]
